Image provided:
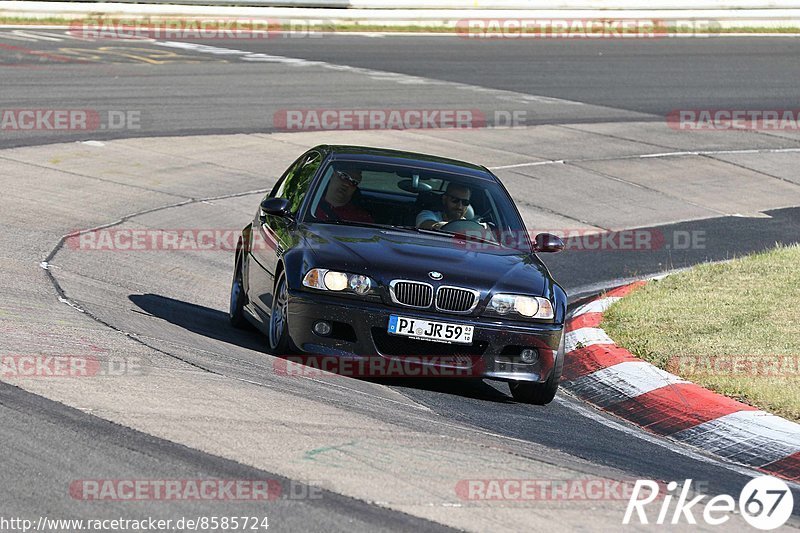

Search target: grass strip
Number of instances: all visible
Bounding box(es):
[602,244,800,422]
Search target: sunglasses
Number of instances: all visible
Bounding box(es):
[445,194,470,206]
[335,170,360,188]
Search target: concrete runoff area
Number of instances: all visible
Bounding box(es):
[1,125,799,529]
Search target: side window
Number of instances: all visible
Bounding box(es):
[270,154,305,199]
[272,151,322,213]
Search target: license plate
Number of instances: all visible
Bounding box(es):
[387,315,474,345]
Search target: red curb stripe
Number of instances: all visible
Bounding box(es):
[758,452,800,483]
[567,312,602,330]
[604,281,647,299]
[603,382,756,435]
[562,344,639,381]
[564,280,800,484]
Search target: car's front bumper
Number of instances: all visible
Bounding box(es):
[285,290,563,382]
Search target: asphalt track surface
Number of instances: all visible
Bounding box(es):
[2,29,800,529]
[2,32,800,146]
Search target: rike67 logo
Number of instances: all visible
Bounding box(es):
[624,476,794,530]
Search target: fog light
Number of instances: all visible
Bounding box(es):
[520,348,538,364]
[313,321,332,336]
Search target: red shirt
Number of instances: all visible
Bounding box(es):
[315,200,374,223]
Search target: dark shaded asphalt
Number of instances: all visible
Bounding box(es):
[0,380,455,532]
[546,206,800,295]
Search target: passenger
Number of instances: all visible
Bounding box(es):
[315,168,374,223]
[416,183,472,230]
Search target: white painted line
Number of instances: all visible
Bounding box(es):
[490,147,800,171]
[564,326,615,353]
[491,160,565,170]
[153,40,588,108]
[672,410,800,467]
[567,361,688,407]
[571,296,621,318]
[638,151,696,158]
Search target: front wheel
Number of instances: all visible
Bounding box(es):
[509,334,565,405]
[268,271,292,353]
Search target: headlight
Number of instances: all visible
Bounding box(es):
[303,268,375,295]
[348,274,372,295]
[487,294,554,319]
[323,271,348,291]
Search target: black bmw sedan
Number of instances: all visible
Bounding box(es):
[230,145,567,404]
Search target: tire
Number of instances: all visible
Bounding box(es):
[268,271,292,354]
[229,253,250,329]
[509,334,565,405]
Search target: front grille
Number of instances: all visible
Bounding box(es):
[436,286,479,313]
[390,280,433,308]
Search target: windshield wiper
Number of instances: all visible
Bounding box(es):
[314,219,391,230]
[313,221,502,247]
[395,226,502,247]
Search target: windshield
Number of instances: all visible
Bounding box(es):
[303,160,530,250]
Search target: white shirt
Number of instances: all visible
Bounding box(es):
[415,210,445,227]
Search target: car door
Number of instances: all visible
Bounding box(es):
[248,150,322,316]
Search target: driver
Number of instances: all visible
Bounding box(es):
[416,183,472,230]
[315,167,374,223]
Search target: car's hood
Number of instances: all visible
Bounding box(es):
[300,223,550,296]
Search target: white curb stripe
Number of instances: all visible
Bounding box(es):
[671,410,800,467]
[564,327,615,353]
[571,296,621,318]
[563,283,800,479]
[566,361,688,408]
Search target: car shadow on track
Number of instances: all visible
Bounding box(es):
[128,293,516,404]
[129,293,266,352]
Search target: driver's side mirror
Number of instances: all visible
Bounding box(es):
[260,198,293,220]
[533,232,564,253]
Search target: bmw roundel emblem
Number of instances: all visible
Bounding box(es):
[429,271,443,280]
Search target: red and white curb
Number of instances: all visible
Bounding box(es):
[562,282,800,483]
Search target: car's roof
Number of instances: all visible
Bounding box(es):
[315,145,496,181]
